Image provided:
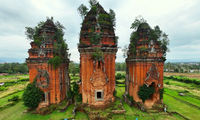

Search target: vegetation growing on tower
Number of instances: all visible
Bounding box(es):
[25,17,69,69]
[123,16,170,60]
[77,0,118,46]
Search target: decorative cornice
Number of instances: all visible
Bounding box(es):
[78,47,118,54]
[126,58,164,63]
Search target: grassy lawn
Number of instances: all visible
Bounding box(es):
[0,74,29,82]
[164,88,200,107]
[163,94,200,119]
[0,82,29,98]
[164,78,200,90]
[0,90,24,107]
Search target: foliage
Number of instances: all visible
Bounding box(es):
[48,56,62,69]
[165,75,200,85]
[137,84,155,103]
[89,32,101,45]
[115,73,125,80]
[73,82,79,97]
[130,15,147,31]
[8,95,19,102]
[139,45,147,52]
[67,86,72,99]
[122,45,128,58]
[115,62,126,71]
[33,39,42,47]
[114,36,118,44]
[113,90,117,96]
[25,17,68,69]
[159,88,164,100]
[88,0,97,8]
[1,78,29,87]
[77,94,82,102]
[77,4,88,20]
[91,49,104,60]
[129,31,138,55]
[98,14,112,25]
[126,94,135,103]
[109,9,116,27]
[91,6,97,14]
[0,62,29,74]
[22,79,44,109]
[69,61,79,76]
[0,86,8,91]
[129,15,170,57]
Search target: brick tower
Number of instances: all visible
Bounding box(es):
[124,22,164,107]
[78,3,118,106]
[26,18,70,108]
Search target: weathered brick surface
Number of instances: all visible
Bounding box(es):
[26,19,70,109]
[125,23,164,107]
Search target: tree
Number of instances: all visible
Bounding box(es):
[69,61,77,76]
[77,4,88,20]
[88,0,97,8]
[73,82,79,97]
[122,45,128,58]
[22,79,44,109]
[130,15,170,57]
[109,9,116,27]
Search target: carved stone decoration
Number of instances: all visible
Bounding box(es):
[36,69,50,89]
[38,49,46,57]
[145,64,159,87]
[90,60,108,82]
[90,60,107,87]
[148,40,156,53]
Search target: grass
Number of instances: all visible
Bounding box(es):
[0,90,24,107]
[163,94,200,119]
[164,88,200,107]
[0,74,29,82]
[164,79,200,90]
[164,72,200,79]
[0,82,29,98]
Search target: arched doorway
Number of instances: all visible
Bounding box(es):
[145,82,158,107]
[148,82,156,100]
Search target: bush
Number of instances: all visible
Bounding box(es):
[126,94,135,103]
[165,81,170,85]
[22,79,44,109]
[73,82,80,97]
[8,95,19,102]
[48,56,62,69]
[77,94,82,102]
[0,86,8,91]
[115,73,125,80]
[137,84,155,103]
[67,90,72,99]
[113,90,117,96]
[159,89,164,100]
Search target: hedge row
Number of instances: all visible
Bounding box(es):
[164,76,200,85]
[1,78,29,87]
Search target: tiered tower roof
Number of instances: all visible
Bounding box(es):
[78,3,117,48]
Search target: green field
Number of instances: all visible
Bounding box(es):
[0,74,200,119]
